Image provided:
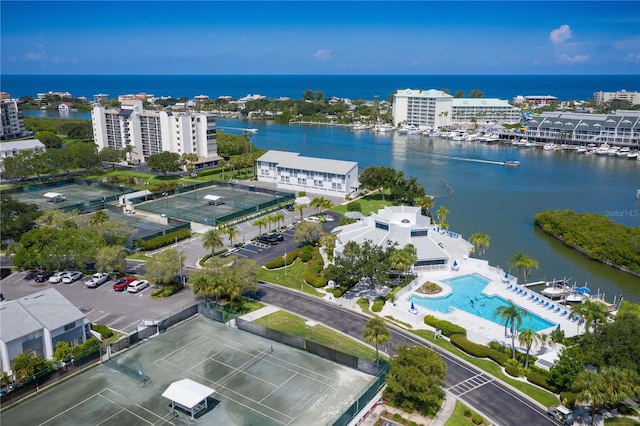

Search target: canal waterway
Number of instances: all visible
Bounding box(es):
[219,118,640,304]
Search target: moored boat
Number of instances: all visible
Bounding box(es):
[564,285,591,303]
[504,160,520,167]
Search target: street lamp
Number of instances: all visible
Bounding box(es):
[283,253,287,276]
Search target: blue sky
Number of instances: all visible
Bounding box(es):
[2,1,639,75]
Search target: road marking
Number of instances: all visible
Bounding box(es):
[92,312,111,323]
[106,316,126,327]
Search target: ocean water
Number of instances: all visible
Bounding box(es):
[3,74,640,101]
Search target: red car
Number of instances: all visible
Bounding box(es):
[113,277,137,291]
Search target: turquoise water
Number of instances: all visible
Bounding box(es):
[408,274,557,332]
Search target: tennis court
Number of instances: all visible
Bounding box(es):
[11,182,124,211]
[103,208,182,241]
[1,316,374,425]
[133,183,293,225]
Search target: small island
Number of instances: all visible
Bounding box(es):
[416,281,443,295]
[534,209,640,277]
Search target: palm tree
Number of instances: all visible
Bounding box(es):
[362,317,390,364]
[272,212,284,229]
[436,205,449,226]
[469,232,490,256]
[320,198,334,212]
[494,304,530,359]
[517,329,540,369]
[223,226,240,246]
[252,217,269,235]
[400,244,417,275]
[418,195,434,217]
[573,369,608,426]
[293,204,307,222]
[507,252,539,283]
[570,300,609,333]
[202,228,224,255]
[310,196,324,213]
[267,214,279,232]
[122,145,136,163]
[539,333,549,352]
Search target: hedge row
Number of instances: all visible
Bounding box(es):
[372,298,385,312]
[449,334,510,366]
[152,285,182,298]
[91,323,114,339]
[526,369,558,393]
[134,228,192,251]
[424,315,467,337]
[300,245,315,262]
[264,250,300,269]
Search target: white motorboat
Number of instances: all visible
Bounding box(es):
[627,150,639,160]
[576,146,587,154]
[541,278,570,299]
[596,144,611,155]
[617,147,631,157]
[564,285,591,303]
[543,143,555,151]
[484,134,500,143]
[607,146,620,156]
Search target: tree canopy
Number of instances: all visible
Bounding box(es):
[188,256,258,304]
[147,151,181,175]
[384,345,447,416]
[0,196,41,242]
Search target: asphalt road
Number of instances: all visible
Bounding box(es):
[254,281,559,426]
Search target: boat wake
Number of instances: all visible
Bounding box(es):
[425,152,506,166]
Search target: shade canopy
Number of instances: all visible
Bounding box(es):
[162,379,214,410]
[43,192,64,199]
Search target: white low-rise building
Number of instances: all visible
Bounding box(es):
[332,206,465,270]
[256,150,359,198]
[0,139,46,172]
[0,288,90,374]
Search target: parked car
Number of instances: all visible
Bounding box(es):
[270,233,284,242]
[257,234,279,245]
[113,276,137,291]
[323,214,335,222]
[127,279,149,293]
[85,273,109,288]
[35,271,54,282]
[49,271,70,283]
[546,405,574,425]
[62,271,83,283]
[303,216,321,223]
[0,268,12,280]
[285,204,295,211]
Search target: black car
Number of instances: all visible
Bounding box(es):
[0,269,12,280]
[257,235,279,245]
[270,233,284,242]
[35,271,54,282]
[285,204,295,211]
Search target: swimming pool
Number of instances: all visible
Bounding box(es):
[408,273,556,332]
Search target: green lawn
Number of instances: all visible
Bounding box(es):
[254,310,380,362]
[333,191,396,216]
[255,259,323,297]
[605,417,640,425]
[446,400,491,426]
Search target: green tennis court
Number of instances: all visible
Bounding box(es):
[1,316,374,425]
[11,182,124,211]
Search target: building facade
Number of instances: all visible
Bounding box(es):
[0,289,89,374]
[393,88,521,129]
[332,206,458,270]
[593,90,640,105]
[256,150,359,198]
[524,110,640,148]
[0,99,28,140]
[0,139,46,172]
[92,100,220,165]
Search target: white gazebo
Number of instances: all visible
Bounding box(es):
[43,192,66,203]
[204,194,223,206]
[162,378,215,419]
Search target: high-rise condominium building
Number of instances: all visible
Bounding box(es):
[0,99,27,140]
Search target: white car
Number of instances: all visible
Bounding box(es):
[127,279,149,293]
[62,271,83,283]
[323,214,335,222]
[48,271,70,283]
[303,216,321,223]
[85,273,109,288]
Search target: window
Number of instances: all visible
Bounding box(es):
[375,221,389,230]
[411,229,428,237]
[64,322,75,331]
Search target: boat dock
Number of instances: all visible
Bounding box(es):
[522,280,545,287]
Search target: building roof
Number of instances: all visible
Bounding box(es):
[452,98,516,108]
[0,289,86,343]
[0,139,45,152]
[257,150,358,175]
[394,88,453,99]
[162,379,215,409]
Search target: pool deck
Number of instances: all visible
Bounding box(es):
[359,223,587,355]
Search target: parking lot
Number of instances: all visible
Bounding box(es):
[0,271,196,334]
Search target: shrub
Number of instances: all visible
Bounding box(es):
[300,245,314,262]
[134,228,191,251]
[393,413,404,422]
[339,216,357,226]
[449,334,510,366]
[152,285,181,298]
[91,323,114,339]
[464,408,473,417]
[559,391,577,408]
[333,288,343,298]
[505,363,521,377]
[424,315,467,337]
[264,257,285,269]
[372,298,385,312]
[472,413,484,425]
[526,369,557,393]
[346,201,362,212]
